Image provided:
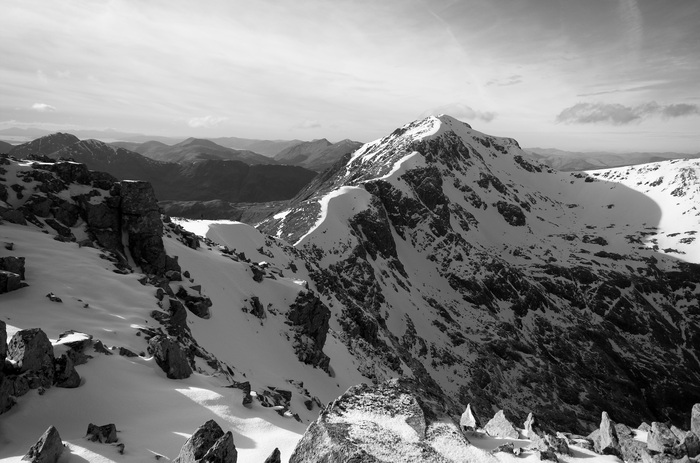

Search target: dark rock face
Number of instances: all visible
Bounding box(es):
[0,270,22,294]
[0,256,26,279]
[0,320,6,362]
[175,419,236,463]
[119,181,168,275]
[22,425,64,463]
[285,291,331,372]
[86,423,118,443]
[148,335,192,379]
[199,432,237,463]
[7,328,55,387]
[289,379,469,463]
[263,448,281,463]
[54,354,81,388]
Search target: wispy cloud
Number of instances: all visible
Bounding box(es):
[187,116,228,128]
[31,103,57,112]
[485,75,523,87]
[556,102,700,125]
[295,120,322,129]
[423,103,496,123]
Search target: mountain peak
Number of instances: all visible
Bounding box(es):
[8,132,80,158]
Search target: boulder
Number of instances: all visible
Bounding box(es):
[289,379,469,463]
[200,432,237,463]
[693,404,700,437]
[86,423,118,443]
[263,448,281,463]
[0,256,25,279]
[8,328,55,387]
[174,419,224,463]
[648,422,680,455]
[484,410,519,439]
[595,411,621,457]
[525,412,543,438]
[22,425,63,463]
[54,354,81,388]
[459,403,479,430]
[148,335,192,379]
[491,442,515,454]
[0,270,22,293]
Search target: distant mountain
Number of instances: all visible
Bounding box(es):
[135,137,275,165]
[525,147,700,171]
[0,140,14,153]
[210,136,305,157]
[9,133,317,203]
[274,138,363,172]
[9,132,79,158]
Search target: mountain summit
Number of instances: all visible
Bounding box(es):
[260,114,700,430]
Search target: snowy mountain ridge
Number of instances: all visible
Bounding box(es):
[1,114,699,461]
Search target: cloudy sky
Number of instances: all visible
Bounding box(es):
[2,0,699,151]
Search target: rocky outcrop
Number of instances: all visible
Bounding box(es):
[148,335,192,379]
[593,412,621,456]
[484,410,519,439]
[263,448,281,463]
[647,422,680,455]
[0,256,25,294]
[86,423,118,443]
[22,425,64,463]
[7,328,55,387]
[54,354,81,388]
[175,419,237,463]
[285,291,331,373]
[289,378,470,463]
[693,404,700,436]
[459,403,479,430]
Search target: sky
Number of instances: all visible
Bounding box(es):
[1,0,699,152]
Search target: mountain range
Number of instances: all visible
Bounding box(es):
[526,147,700,171]
[0,115,698,461]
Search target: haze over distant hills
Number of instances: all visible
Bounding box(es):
[273,138,363,172]
[526,147,700,171]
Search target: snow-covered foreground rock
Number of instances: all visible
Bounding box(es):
[1,114,700,461]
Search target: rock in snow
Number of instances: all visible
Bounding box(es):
[263,448,281,463]
[7,328,55,387]
[85,423,118,443]
[484,410,519,439]
[459,403,479,430]
[22,425,63,463]
[175,419,237,463]
[289,378,470,462]
[148,335,193,380]
[594,411,621,456]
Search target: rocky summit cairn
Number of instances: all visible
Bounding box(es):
[22,425,63,463]
[594,411,621,457]
[459,403,479,431]
[484,410,519,439]
[174,419,237,463]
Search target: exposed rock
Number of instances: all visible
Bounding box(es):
[648,422,680,455]
[174,419,224,463]
[285,291,331,372]
[671,425,686,441]
[54,354,81,388]
[248,296,266,319]
[640,423,652,432]
[0,270,22,293]
[459,403,479,430]
[491,442,515,454]
[86,423,118,443]
[200,432,237,463]
[148,335,192,379]
[0,256,26,279]
[693,404,700,436]
[681,431,700,458]
[484,410,519,439]
[0,321,6,361]
[536,448,559,462]
[22,425,63,463]
[119,180,169,275]
[176,286,212,319]
[45,292,62,303]
[289,379,469,463]
[525,412,544,438]
[595,411,621,457]
[263,448,281,463]
[8,328,55,387]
